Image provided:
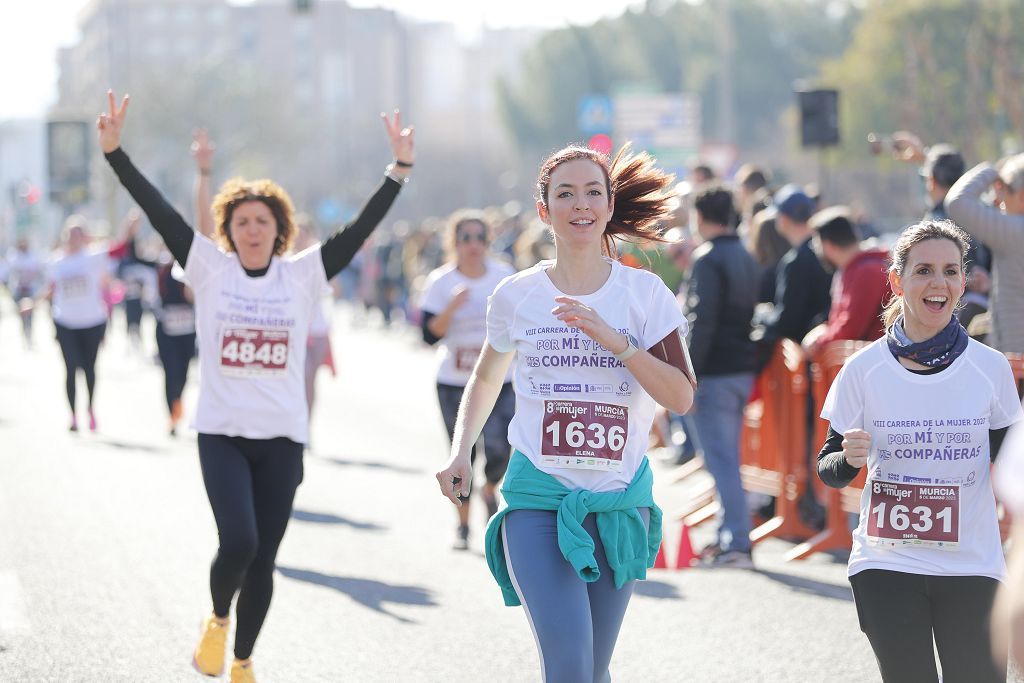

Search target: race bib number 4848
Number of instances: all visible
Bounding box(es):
[866,479,960,551]
[219,328,290,378]
[540,399,628,471]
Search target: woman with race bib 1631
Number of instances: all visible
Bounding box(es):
[436,144,695,682]
[817,219,1022,683]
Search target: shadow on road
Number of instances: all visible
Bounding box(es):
[290,508,386,532]
[633,578,683,600]
[277,566,437,623]
[314,455,423,476]
[84,438,170,455]
[756,570,853,602]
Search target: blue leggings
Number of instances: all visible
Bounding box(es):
[501,508,649,683]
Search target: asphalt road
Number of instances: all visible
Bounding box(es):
[0,301,893,682]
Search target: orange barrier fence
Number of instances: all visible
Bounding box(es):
[674,339,819,545]
[784,340,869,561]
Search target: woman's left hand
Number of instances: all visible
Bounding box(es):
[552,296,627,354]
[381,109,415,166]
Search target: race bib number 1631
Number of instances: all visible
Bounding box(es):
[540,399,628,471]
[866,479,960,551]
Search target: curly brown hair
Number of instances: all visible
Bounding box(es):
[211,178,297,256]
[536,144,676,256]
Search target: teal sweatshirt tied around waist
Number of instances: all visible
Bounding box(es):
[484,451,663,607]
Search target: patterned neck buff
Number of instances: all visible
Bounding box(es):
[886,315,969,368]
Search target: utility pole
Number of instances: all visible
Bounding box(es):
[716,0,736,146]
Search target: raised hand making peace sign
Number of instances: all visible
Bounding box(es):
[381,109,415,168]
[96,90,130,154]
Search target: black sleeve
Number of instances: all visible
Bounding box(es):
[320,177,402,280]
[817,426,862,488]
[768,252,810,342]
[686,256,721,377]
[991,426,1010,463]
[104,148,194,268]
[421,311,441,345]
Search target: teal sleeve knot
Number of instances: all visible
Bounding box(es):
[484,453,663,607]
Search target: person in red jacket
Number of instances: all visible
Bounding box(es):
[803,206,891,357]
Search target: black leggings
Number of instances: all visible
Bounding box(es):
[198,434,304,660]
[155,325,195,412]
[436,382,514,484]
[850,569,1005,683]
[54,322,106,413]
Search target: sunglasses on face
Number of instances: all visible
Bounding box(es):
[457,232,487,244]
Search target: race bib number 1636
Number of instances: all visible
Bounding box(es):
[540,399,628,471]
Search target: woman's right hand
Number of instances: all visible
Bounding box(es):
[448,285,470,311]
[842,429,871,468]
[436,455,471,506]
[96,90,130,154]
[191,129,215,173]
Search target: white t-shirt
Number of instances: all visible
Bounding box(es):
[420,258,516,386]
[994,408,1024,515]
[821,338,1022,580]
[308,288,333,338]
[184,235,327,444]
[487,258,687,493]
[47,248,112,329]
[6,249,44,297]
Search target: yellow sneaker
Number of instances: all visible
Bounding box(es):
[230,659,256,683]
[191,614,229,676]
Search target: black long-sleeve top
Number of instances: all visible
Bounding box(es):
[763,237,832,343]
[817,362,1011,487]
[685,234,759,377]
[104,147,402,280]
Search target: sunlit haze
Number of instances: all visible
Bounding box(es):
[0,0,644,120]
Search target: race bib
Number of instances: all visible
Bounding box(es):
[161,305,195,336]
[540,399,628,471]
[60,276,89,298]
[454,346,481,372]
[219,327,289,378]
[866,479,960,551]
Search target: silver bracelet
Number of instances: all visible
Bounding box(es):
[385,164,409,185]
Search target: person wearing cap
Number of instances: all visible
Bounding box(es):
[752,184,832,350]
[802,206,891,358]
[890,132,991,328]
[946,153,1024,354]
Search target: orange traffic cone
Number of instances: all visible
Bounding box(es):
[675,524,697,569]
[652,542,670,569]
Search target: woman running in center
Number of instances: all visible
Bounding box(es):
[436,144,695,682]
